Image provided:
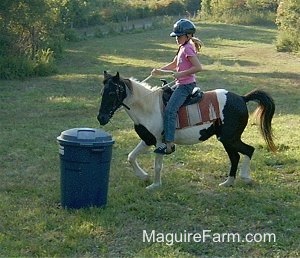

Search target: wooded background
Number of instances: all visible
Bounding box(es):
[0,0,299,79]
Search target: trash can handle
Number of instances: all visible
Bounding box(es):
[91,148,105,152]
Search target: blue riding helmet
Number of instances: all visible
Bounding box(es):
[170,19,196,37]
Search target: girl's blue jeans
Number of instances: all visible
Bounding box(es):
[164,82,196,142]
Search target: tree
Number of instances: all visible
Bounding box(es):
[0,0,63,58]
[0,0,61,78]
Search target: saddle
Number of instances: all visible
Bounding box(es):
[160,80,223,130]
[161,79,203,107]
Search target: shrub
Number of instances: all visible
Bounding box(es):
[33,48,57,76]
[0,56,34,80]
[0,49,57,80]
[64,28,81,42]
[276,30,299,52]
[276,0,300,52]
[200,0,278,25]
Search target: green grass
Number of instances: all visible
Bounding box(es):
[0,22,299,257]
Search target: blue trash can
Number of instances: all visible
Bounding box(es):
[57,128,114,209]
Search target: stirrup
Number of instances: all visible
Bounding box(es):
[154,143,175,155]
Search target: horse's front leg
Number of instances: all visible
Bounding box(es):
[146,154,163,190]
[128,140,150,181]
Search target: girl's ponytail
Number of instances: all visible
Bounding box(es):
[191,37,203,52]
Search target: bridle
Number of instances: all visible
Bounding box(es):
[104,78,130,113]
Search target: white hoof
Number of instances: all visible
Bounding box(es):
[241,177,253,185]
[135,172,149,181]
[146,183,161,190]
[219,176,235,187]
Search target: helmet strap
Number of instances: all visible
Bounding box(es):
[183,35,190,46]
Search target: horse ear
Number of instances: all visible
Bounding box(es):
[104,71,109,79]
[115,72,120,81]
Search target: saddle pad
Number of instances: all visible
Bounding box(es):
[176,91,221,129]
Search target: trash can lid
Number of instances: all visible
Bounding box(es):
[57,128,114,146]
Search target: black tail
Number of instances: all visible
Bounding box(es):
[243,90,276,152]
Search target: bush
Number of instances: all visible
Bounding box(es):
[200,0,278,25]
[224,10,276,25]
[64,28,81,42]
[0,56,34,80]
[0,49,57,80]
[276,30,299,52]
[33,48,57,76]
[276,0,300,52]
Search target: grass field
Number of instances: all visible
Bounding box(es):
[0,22,299,257]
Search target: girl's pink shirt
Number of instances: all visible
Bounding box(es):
[176,41,197,85]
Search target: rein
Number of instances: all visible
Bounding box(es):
[141,70,174,83]
[123,78,176,108]
[110,74,176,112]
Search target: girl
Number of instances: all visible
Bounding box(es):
[152,19,203,155]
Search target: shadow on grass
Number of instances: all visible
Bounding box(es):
[57,23,276,73]
[200,22,276,44]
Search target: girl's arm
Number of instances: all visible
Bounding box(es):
[174,55,202,78]
[160,56,177,70]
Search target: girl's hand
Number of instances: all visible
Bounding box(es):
[152,69,176,75]
[151,69,161,76]
[173,72,180,78]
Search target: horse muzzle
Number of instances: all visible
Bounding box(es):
[97,114,110,125]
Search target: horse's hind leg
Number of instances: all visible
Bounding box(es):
[219,144,240,187]
[235,140,255,184]
[128,140,150,181]
[240,156,252,184]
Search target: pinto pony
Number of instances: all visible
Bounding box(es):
[97,72,276,189]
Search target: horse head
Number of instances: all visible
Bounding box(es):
[97,71,129,125]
